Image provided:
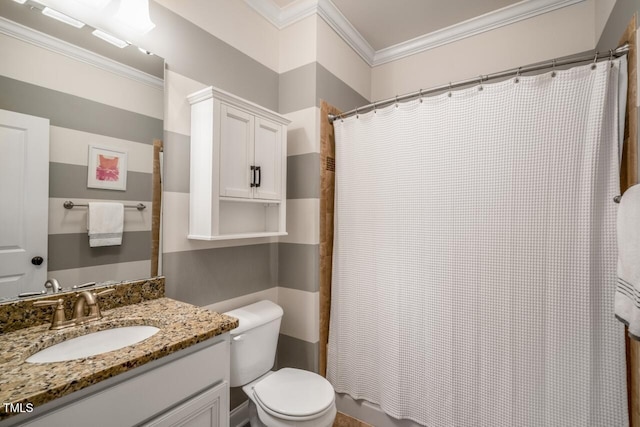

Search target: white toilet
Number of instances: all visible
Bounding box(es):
[224,300,337,427]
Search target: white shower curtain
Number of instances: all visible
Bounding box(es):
[328,60,628,427]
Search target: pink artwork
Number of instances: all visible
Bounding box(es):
[96,154,120,181]
[87,146,127,191]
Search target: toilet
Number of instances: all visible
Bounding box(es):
[224,300,336,427]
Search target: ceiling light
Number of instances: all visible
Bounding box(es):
[115,0,155,34]
[73,0,112,9]
[12,0,28,4]
[41,7,85,28]
[92,29,129,48]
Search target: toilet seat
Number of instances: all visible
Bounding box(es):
[252,368,335,421]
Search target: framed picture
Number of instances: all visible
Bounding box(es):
[87,146,127,191]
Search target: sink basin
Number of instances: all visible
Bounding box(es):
[26,326,160,363]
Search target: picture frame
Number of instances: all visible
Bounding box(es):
[87,146,127,191]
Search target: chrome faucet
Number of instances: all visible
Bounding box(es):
[44,278,61,294]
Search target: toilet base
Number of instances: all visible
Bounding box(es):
[245,398,336,427]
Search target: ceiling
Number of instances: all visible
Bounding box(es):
[329,0,522,51]
[245,0,584,66]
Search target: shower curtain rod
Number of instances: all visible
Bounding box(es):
[328,44,630,123]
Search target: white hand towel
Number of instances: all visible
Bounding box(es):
[88,202,124,247]
[615,184,640,340]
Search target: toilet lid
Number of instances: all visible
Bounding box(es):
[253,368,335,418]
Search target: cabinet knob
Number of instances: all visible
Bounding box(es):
[31,256,44,266]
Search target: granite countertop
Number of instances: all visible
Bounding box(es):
[0,297,238,419]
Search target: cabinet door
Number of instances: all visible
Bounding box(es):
[143,381,229,427]
[220,104,254,199]
[253,117,282,201]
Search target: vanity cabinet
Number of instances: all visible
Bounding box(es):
[187,87,289,240]
[16,335,230,427]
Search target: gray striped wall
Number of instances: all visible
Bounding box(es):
[158,18,370,376]
[0,75,161,279]
[3,1,368,413]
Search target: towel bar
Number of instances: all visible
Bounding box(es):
[63,201,146,211]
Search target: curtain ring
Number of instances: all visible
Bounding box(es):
[551,59,557,78]
[591,51,598,70]
[355,107,359,119]
[373,102,377,113]
[478,76,483,91]
[419,89,423,103]
[515,67,521,83]
[395,95,399,108]
[609,49,615,68]
[340,113,344,123]
[448,82,452,97]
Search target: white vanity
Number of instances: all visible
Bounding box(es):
[19,337,230,427]
[0,287,238,427]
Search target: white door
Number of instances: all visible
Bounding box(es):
[253,118,282,201]
[0,109,49,298]
[219,104,254,199]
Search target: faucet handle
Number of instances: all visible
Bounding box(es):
[72,281,96,290]
[34,298,68,330]
[95,288,115,297]
[33,298,63,308]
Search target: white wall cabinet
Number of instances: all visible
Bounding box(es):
[188,87,290,240]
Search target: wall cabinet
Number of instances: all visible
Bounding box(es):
[188,87,289,240]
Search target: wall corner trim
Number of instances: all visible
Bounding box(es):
[245,0,586,67]
[0,16,163,90]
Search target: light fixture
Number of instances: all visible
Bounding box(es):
[138,47,154,55]
[72,0,112,9]
[115,0,155,34]
[41,7,86,28]
[92,29,129,48]
[11,0,28,4]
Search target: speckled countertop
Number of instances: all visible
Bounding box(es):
[0,297,238,419]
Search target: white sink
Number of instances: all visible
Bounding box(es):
[26,326,160,363]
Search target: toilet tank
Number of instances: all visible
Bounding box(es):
[224,300,283,387]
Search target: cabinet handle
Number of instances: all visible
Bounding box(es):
[250,165,256,187]
[256,166,261,188]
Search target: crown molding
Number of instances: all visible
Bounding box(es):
[316,0,375,64]
[188,86,291,125]
[372,0,586,66]
[246,0,586,67]
[0,17,163,89]
[245,0,318,30]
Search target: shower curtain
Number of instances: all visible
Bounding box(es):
[328,60,629,426]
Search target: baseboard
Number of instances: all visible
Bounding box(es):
[230,400,249,427]
[335,393,423,427]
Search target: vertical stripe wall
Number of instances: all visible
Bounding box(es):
[0,31,163,289]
